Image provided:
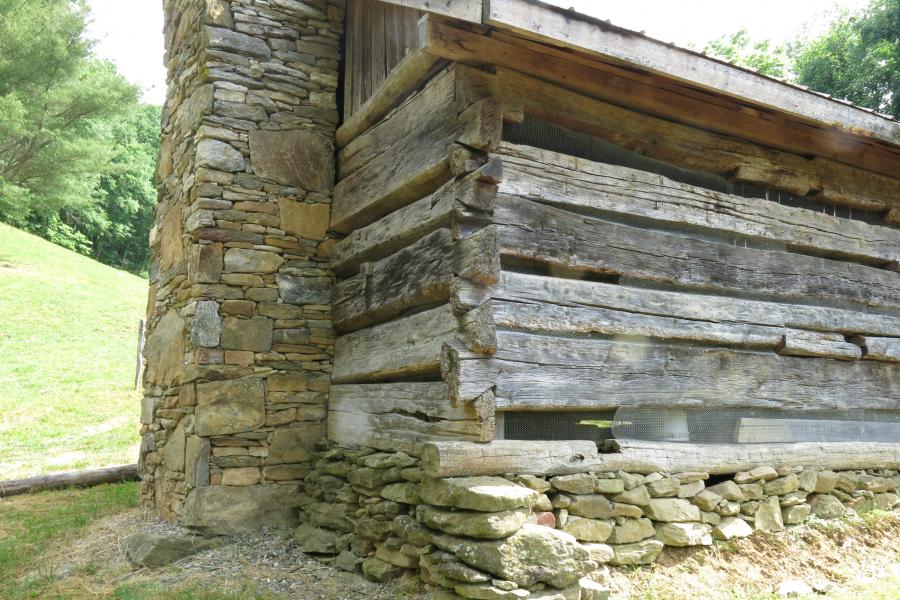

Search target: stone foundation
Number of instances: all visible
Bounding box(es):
[139,0,343,530]
[296,443,900,598]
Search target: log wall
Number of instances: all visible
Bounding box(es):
[330,58,900,454]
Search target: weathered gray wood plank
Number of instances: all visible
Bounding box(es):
[496,144,900,267]
[421,439,900,477]
[330,161,500,276]
[489,331,900,411]
[494,197,900,311]
[853,336,900,363]
[777,330,862,361]
[482,272,900,338]
[333,226,499,332]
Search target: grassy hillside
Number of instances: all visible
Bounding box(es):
[0,223,147,480]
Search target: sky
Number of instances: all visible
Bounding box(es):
[84,0,869,106]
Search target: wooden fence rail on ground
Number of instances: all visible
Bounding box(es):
[0,464,138,497]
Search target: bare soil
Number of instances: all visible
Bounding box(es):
[30,509,900,599]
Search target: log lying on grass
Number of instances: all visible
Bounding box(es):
[0,464,138,497]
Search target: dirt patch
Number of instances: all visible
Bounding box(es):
[31,509,424,599]
[606,512,900,599]
[26,509,900,599]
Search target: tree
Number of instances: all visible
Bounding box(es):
[704,29,792,78]
[0,0,138,222]
[704,0,900,118]
[794,0,899,118]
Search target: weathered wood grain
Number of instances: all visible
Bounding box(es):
[852,336,900,363]
[494,197,900,311]
[496,145,900,266]
[332,303,495,383]
[482,272,900,338]
[330,161,501,276]
[420,439,900,477]
[379,0,482,23]
[423,18,900,179]
[483,0,900,147]
[327,382,495,452]
[333,226,499,331]
[465,66,900,213]
[777,330,862,361]
[489,331,900,411]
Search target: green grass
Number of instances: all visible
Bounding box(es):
[0,223,147,479]
[0,482,139,599]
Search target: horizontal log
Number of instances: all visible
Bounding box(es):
[494,197,900,311]
[423,18,900,180]
[420,439,900,477]
[328,382,495,453]
[496,144,900,267]
[330,161,501,276]
[480,272,900,338]
[777,330,862,361]
[464,65,900,214]
[421,440,605,477]
[852,336,900,363]
[490,331,900,411]
[333,226,499,332]
[333,80,505,233]
[0,464,138,497]
[332,303,495,383]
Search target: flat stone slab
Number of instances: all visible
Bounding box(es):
[123,532,221,568]
[421,477,539,512]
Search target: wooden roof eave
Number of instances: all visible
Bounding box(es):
[375,0,900,151]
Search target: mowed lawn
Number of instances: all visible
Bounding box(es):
[0,223,147,479]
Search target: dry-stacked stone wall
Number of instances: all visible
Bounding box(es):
[139,0,344,532]
[298,444,900,599]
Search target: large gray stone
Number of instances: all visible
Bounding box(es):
[123,532,221,567]
[810,494,846,518]
[611,485,651,506]
[195,138,245,172]
[560,515,614,542]
[606,517,655,544]
[223,248,284,274]
[706,481,743,502]
[181,484,299,534]
[421,477,539,512]
[250,129,334,192]
[190,300,221,347]
[455,524,595,588]
[643,498,701,522]
[295,522,342,554]
[712,516,753,540]
[203,26,271,59]
[267,424,322,464]
[550,473,595,495]
[220,316,272,352]
[755,497,785,532]
[195,377,265,436]
[144,309,185,385]
[160,417,189,473]
[185,435,210,487]
[567,494,614,519]
[420,506,529,539]
[654,522,712,547]
[764,474,800,496]
[276,274,332,305]
[814,470,840,494]
[608,539,664,565]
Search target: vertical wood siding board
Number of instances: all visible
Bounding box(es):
[491,196,900,311]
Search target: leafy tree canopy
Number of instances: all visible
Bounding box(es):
[0,0,159,274]
[704,0,900,118]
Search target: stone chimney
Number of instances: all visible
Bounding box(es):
[140,0,343,534]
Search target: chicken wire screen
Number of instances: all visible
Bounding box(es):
[502,408,900,444]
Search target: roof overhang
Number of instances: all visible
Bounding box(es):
[379,0,900,148]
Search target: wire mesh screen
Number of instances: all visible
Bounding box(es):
[610,407,900,443]
[503,411,617,444]
[502,408,900,444]
[502,117,885,225]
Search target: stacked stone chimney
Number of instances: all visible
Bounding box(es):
[140,0,343,533]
